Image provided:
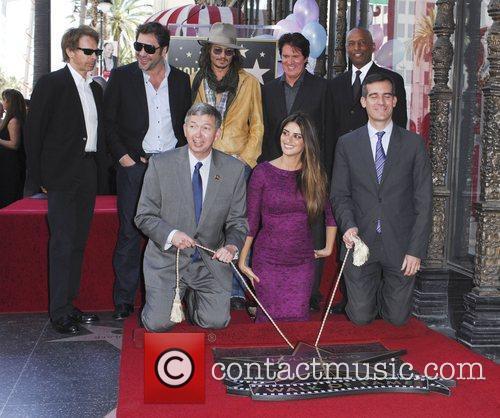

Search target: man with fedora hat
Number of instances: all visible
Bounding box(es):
[192,22,264,310]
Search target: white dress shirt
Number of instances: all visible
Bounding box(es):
[164,150,213,249]
[367,120,393,161]
[67,64,98,152]
[142,62,178,154]
[351,60,374,86]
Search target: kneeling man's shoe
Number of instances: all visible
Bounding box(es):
[52,316,79,334]
[230,297,246,310]
[113,303,134,320]
[69,308,99,324]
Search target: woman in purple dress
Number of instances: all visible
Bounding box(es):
[239,112,337,322]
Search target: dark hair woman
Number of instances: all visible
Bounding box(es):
[0,89,26,208]
[239,112,337,322]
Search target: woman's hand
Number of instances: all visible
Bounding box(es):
[314,247,332,259]
[238,260,260,285]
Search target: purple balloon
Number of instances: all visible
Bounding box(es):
[273,18,302,39]
[285,13,305,29]
[370,24,385,50]
[375,39,405,68]
[293,0,319,26]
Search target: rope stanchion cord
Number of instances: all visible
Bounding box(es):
[314,249,351,347]
[175,243,295,349]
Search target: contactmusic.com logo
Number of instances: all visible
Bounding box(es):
[145,333,205,403]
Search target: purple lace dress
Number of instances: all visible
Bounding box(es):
[247,162,336,322]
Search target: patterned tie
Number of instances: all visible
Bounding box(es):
[375,131,386,233]
[352,70,362,102]
[192,161,203,260]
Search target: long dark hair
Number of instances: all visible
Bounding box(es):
[0,89,26,132]
[279,112,327,223]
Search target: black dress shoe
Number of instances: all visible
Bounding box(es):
[52,316,79,334]
[309,298,321,312]
[329,301,347,314]
[69,308,99,324]
[113,303,134,320]
[230,297,246,310]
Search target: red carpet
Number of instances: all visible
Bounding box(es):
[117,313,499,417]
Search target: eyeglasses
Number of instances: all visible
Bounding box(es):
[133,41,161,54]
[212,47,235,57]
[77,47,103,56]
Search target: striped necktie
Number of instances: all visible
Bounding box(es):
[375,131,386,233]
[192,161,203,261]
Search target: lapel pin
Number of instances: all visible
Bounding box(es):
[215,175,221,181]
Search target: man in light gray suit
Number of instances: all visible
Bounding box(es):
[135,103,248,332]
[331,73,432,326]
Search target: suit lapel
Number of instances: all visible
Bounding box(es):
[197,150,222,230]
[359,125,379,189]
[274,79,287,118]
[380,126,402,187]
[63,66,86,134]
[167,69,178,131]
[177,147,196,225]
[132,63,148,127]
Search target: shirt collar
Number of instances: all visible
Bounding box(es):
[67,63,92,85]
[280,68,306,88]
[367,120,393,140]
[351,60,374,83]
[188,148,212,169]
[142,60,171,84]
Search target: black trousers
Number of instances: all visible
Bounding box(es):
[47,157,97,321]
[344,236,416,326]
[113,162,147,306]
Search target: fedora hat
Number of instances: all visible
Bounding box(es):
[199,22,243,50]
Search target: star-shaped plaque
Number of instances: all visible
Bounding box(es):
[49,324,123,349]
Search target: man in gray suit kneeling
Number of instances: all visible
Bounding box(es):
[331,73,432,326]
[135,103,248,332]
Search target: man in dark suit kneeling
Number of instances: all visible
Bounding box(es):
[330,73,432,326]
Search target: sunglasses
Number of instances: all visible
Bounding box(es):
[212,47,235,57]
[77,47,103,56]
[134,41,161,54]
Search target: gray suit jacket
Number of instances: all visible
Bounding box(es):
[135,146,248,291]
[330,124,432,267]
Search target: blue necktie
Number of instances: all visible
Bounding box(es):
[375,131,386,233]
[192,161,203,261]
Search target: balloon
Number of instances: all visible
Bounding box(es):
[375,39,405,68]
[301,21,327,59]
[273,18,302,39]
[370,24,385,50]
[285,13,305,29]
[306,57,316,74]
[293,0,319,25]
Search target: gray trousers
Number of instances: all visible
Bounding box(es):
[344,236,415,326]
[142,260,231,332]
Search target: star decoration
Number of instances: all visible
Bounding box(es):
[260,52,266,58]
[244,60,270,85]
[186,52,192,58]
[49,324,123,350]
[240,48,249,58]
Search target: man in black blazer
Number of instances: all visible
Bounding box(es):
[105,22,191,320]
[331,73,432,326]
[260,33,329,311]
[25,26,107,334]
[328,27,408,314]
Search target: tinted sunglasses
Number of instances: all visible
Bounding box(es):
[77,47,103,56]
[212,47,235,57]
[133,41,161,54]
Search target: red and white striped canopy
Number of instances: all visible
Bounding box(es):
[146,5,241,36]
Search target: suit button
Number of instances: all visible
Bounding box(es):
[349,129,353,132]
[83,137,87,141]
[378,198,382,203]
[350,110,354,115]
[194,233,198,239]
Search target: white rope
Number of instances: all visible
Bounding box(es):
[171,243,295,349]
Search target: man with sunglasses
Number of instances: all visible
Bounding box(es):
[25,26,108,334]
[191,22,264,311]
[104,22,191,321]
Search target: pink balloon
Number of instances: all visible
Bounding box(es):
[370,24,385,50]
[273,18,302,39]
[374,39,405,68]
[285,13,305,29]
[293,0,319,25]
